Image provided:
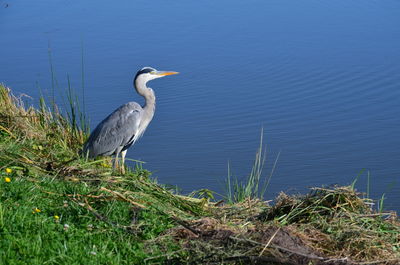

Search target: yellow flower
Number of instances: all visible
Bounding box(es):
[5,168,12,174]
[54,215,60,220]
[4,177,11,183]
[34,208,41,213]
[100,162,111,168]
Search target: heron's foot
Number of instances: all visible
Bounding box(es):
[120,165,126,175]
[113,158,119,171]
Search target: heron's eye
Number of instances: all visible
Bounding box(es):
[150,71,156,75]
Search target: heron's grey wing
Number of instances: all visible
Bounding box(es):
[84,102,142,157]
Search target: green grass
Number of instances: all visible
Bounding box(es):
[0,174,180,264]
[0,84,203,264]
[1,83,399,264]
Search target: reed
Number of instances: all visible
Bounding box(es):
[225,128,280,203]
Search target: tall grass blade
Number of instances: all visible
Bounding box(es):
[226,161,232,203]
[224,128,278,204]
[80,39,89,135]
[261,150,281,198]
[379,193,386,213]
[81,38,86,116]
[351,168,366,190]
[48,41,55,112]
[66,74,77,132]
[366,170,370,199]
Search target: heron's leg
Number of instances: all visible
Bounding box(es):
[113,152,120,171]
[120,150,127,174]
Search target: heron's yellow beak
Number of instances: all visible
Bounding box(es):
[156,71,179,76]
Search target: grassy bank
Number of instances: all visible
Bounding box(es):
[1,84,399,264]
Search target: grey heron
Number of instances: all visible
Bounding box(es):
[83,66,178,174]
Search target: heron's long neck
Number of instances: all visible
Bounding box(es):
[135,80,156,118]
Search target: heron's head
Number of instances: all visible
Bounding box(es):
[134,67,179,85]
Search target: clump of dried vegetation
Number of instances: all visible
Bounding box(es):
[1,84,399,264]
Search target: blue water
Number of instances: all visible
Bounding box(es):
[1,0,399,211]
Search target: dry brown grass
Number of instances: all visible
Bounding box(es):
[0,84,85,149]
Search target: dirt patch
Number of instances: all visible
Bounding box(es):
[166,218,364,264]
